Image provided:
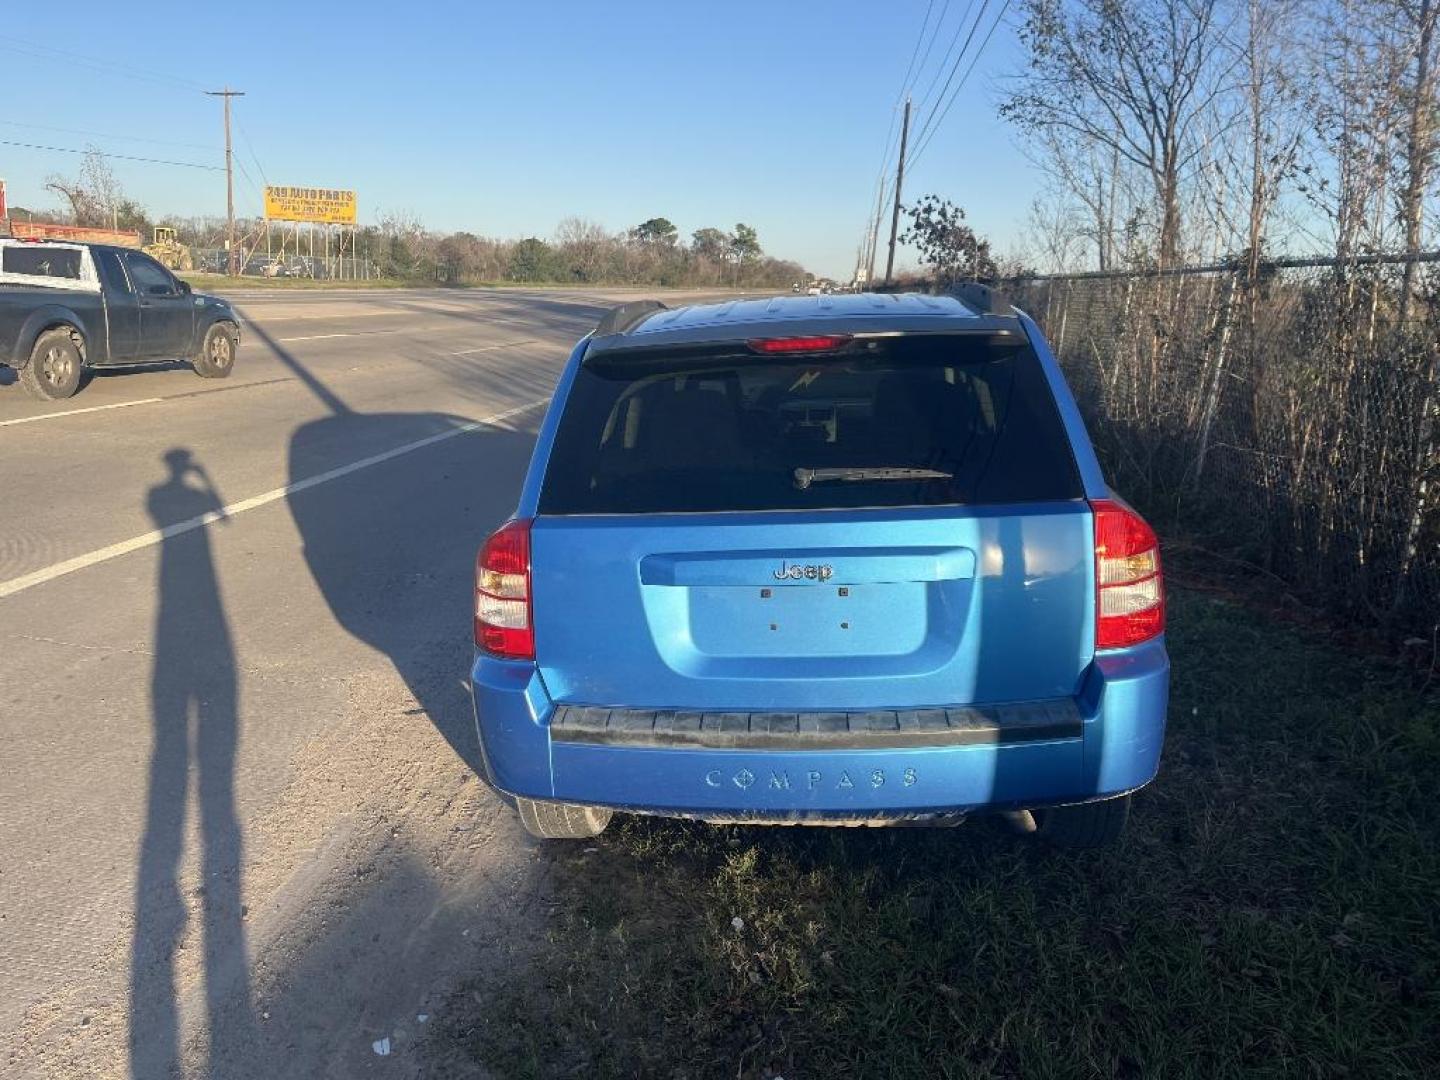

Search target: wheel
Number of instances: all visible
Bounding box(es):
[19,328,83,401]
[194,322,237,379]
[515,797,612,840]
[1036,794,1130,848]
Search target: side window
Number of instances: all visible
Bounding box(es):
[124,252,177,296]
[95,250,133,294]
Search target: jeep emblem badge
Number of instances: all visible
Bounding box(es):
[772,561,834,582]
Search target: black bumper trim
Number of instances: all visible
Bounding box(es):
[549,699,1081,750]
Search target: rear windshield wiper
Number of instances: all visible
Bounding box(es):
[793,466,953,490]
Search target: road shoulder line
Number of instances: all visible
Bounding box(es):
[0,398,546,599]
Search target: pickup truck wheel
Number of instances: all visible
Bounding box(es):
[1036,794,1130,849]
[20,329,83,401]
[194,323,237,379]
[515,797,612,840]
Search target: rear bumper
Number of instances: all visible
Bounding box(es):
[470,639,1168,817]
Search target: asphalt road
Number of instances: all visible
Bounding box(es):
[0,285,724,1079]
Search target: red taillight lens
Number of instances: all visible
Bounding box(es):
[1091,498,1164,650]
[747,334,852,354]
[475,518,534,659]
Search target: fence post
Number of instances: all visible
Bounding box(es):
[1193,270,1239,485]
[1055,280,1073,356]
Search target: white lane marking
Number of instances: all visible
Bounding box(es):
[240,310,407,322]
[278,327,554,345]
[276,332,369,342]
[0,339,555,428]
[0,397,164,427]
[0,398,547,599]
[450,339,541,354]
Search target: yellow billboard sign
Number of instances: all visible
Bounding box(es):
[264,186,357,224]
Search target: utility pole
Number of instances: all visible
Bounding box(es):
[866,180,885,285]
[205,87,245,276]
[884,97,911,285]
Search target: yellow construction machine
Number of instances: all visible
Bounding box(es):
[143,226,194,271]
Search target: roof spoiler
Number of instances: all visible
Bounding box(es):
[594,299,667,338]
[950,281,1012,316]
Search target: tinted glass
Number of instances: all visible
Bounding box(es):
[124,253,175,294]
[540,335,1082,514]
[95,249,132,294]
[2,246,81,278]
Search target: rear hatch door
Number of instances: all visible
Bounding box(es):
[530,329,1094,711]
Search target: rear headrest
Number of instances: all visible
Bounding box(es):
[644,385,743,468]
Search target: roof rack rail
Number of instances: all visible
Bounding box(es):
[594,299,667,338]
[950,281,1012,316]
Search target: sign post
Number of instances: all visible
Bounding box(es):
[264,186,357,280]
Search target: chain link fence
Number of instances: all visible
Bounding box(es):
[188,247,382,280]
[997,255,1440,639]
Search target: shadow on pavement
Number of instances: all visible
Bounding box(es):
[248,320,541,772]
[130,449,258,1079]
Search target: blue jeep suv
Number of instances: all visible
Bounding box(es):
[471,291,1168,846]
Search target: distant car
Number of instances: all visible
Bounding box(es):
[470,292,1169,846]
[806,285,822,295]
[0,239,241,400]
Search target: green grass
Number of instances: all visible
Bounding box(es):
[434,589,1440,1079]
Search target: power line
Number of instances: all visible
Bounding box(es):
[0,39,205,92]
[906,0,1010,170]
[909,0,990,149]
[910,0,978,113]
[0,119,215,153]
[910,0,955,94]
[0,138,222,171]
[860,1,952,278]
[235,118,270,185]
[234,156,260,193]
[897,0,939,96]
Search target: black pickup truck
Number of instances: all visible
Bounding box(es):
[0,240,241,400]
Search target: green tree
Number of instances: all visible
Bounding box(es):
[632,217,678,246]
[730,222,761,263]
[899,196,996,284]
[690,227,730,260]
[507,237,558,281]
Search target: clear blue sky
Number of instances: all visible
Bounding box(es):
[0,0,1041,279]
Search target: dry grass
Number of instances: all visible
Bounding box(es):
[435,588,1440,1079]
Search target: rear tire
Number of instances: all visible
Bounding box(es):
[194,322,237,379]
[1036,794,1130,849]
[515,798,612,840]
[20,328,83,401]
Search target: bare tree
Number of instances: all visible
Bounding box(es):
[1019,125,1139,270]
[1395,0,1439,322]
[45,147,147,230]
[554,217,610,282]
[1001,0,1236,268]
[1235,0,1307,280]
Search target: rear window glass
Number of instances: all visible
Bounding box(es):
[539,334,1083,514]
[1,246,82,279]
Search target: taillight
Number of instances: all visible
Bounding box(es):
[1091,498,1164,649]
[747,334,852,354]
[475,518,534,660]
